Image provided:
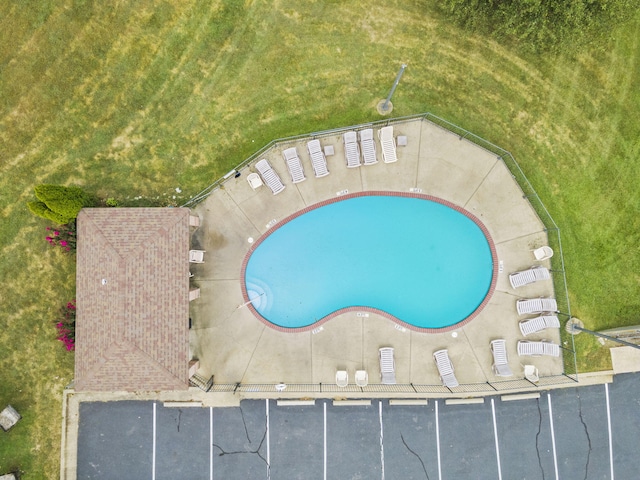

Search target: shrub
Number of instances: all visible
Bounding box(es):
[28,184,95,224]
[28,200,69,224]
[44,223,77,253]
[55,300,76,352]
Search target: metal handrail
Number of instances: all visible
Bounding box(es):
[207,374,577,394]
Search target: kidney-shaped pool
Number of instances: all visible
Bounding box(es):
[242,192,497,332]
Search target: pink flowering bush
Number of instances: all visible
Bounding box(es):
[45,222,76,252]
[55,299,76,351]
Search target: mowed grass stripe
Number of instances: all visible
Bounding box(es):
[1,1,190,149]
[0,3,130,132]
[0,2,68,81]
[0,3,135,157]
[52,4,204,142]
[2,1,231,196]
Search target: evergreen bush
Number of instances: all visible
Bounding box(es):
[27,184,95,224]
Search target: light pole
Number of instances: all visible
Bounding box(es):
[567,318,640,350]
[377,63,407,115]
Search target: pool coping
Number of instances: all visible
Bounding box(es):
[240,190,498,334]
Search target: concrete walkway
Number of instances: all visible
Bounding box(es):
[189,118,562,387]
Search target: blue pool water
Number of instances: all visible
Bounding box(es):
[244,195,494,330]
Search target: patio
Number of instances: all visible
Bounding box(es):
[188,117,564,390]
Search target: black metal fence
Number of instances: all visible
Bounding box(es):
[182,112,578,388]
[206,374,577,395]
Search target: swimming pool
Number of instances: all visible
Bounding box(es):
[242,192,497,332]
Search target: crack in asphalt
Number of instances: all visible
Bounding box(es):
[576,394,592,480]
[535,398,546,480]
[239,404,251,444]
[400,432,430,479]
[212,404,270,478]
[174,409,182,433]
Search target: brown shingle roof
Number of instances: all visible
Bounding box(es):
[74,208,191,392]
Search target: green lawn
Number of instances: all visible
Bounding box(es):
[1,0,638,476]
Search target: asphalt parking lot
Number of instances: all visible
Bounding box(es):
[77,373,640,479]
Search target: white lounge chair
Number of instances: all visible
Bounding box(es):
[524,365,539,382]
[517,341,560,357]
[379,347,396,385]
[509,266,551,289]
[490,339,513,377]
[378,126,398,163]
[519,315,561,336]
[282,147,306,184]
[533,246,554,261]
[517,341,545,356]
[343,131,361,168]
[516,297,558,315]
[355,370,368,387]
[359,129,378,165]
[189,250,205,263]
[307,139,330,177]
[433,349,459,387]
[246,172,263,190]
[336,370,348,387]
[255,159,286,195]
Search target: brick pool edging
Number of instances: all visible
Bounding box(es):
[240,191,498,334]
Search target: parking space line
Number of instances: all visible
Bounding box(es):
[547,394,559,480]
[435,400,442,480]
[605,383,615,479]
[379,400,385,480]
[209,407,213,480]
[152,402,157,480]
[265,399,271,479]
[491,398,502,480]
[491,399,503,480]
[323,401,327,480]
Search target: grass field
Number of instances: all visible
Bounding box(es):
[1,0,639,476]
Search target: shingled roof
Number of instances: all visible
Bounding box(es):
[74,207,191,392]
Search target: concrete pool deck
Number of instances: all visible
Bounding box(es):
[188,117,564,388]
